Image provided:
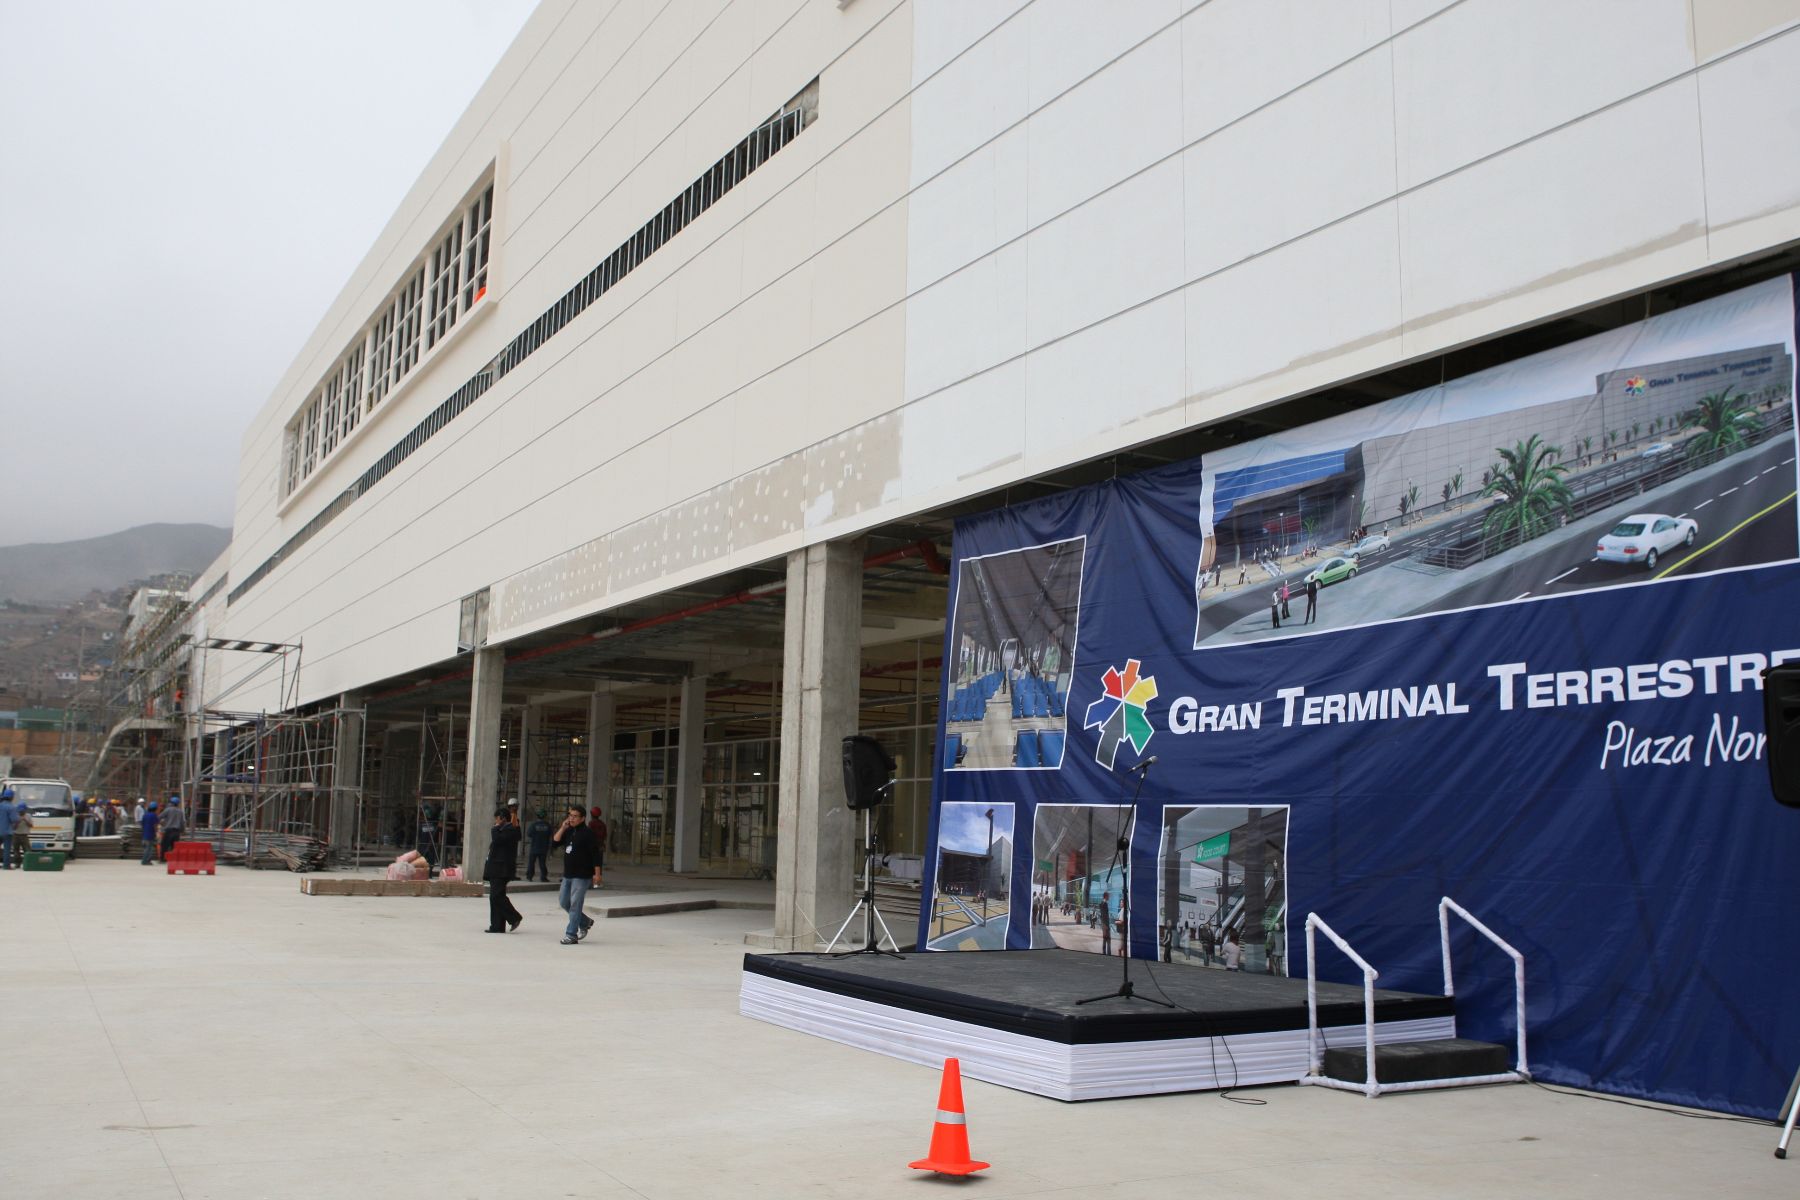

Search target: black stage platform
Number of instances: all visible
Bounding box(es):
[740,949,1457,1100]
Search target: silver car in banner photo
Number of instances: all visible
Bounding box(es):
[1594,513,1698,570]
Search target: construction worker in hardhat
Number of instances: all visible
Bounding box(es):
[159,794,187,861]
[139,800,159,865]
[506,796,520,825]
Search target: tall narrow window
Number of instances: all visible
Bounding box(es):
[396,267,425,379]
[340,344,364,439]
[284,429,300,497]
[462,184,493,309]
[428,222,463,348]
[368,306,396,411]
[301,398,321,478]
[320,377,341,458]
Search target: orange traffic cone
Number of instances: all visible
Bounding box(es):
[908,1057,990,1175]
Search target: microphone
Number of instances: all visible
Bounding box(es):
[1126,756,1158,774]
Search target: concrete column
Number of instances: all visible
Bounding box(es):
[515,702,536,812]
[672,674,707,873]
[772,539,863,950]
[584,691,614,827]
[207,730,229,830]
[330,691,365,853]
[461,647,504,873]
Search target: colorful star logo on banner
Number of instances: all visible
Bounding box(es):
[1624,376,1647,395]
[1083,658,1157,770]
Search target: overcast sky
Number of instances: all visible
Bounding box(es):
[0,0,538,546]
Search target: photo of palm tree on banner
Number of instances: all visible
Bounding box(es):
[1479,433,1575,551]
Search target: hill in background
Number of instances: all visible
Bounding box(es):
[0,523,230,605]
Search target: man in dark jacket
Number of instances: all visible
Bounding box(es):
[552,805,601,944]
[140,801,160,865]
[524,810,553,881]
[484,809,523,933]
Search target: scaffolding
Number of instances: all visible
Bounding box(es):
[360,706,468,869]
[520,718,589,821]
[190,705,361,870]
[81,586,195,798]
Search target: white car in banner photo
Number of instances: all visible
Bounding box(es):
[1594,513,1697,569]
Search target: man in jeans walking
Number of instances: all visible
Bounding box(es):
[552,805,601,944]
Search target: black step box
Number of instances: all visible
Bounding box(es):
[1322,1038,1511,1085]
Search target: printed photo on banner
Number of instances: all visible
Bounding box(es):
[1154,806,1289,976]
[925,802,1014,951]
[1027,804,1132,955]
[942,537,1085,771]
[1191,277,1799,650]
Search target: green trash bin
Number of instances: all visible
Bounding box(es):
[22,851,66,872]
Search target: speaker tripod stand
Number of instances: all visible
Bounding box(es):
[826,804,905,958]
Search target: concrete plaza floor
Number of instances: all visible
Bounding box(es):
[2,859,1790,1199]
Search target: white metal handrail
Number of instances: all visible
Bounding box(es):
[1439,896,1528,1077]
[1305,912,1380,1098]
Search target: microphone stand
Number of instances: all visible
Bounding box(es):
[1077,759,1171,1007]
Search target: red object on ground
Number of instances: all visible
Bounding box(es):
[166,840,217,876]
[908,1057,990,1176]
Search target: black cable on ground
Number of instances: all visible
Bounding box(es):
[1528,1079,1778,1125]
[1136,957,1267,1105]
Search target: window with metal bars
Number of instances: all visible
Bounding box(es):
[367,305,396,412]
[428,223,463,348]
[340,344,364,441]
[284,431,301,497]
[300,398,320,478]
[320,376,341,458]
[462,185,493,310]
[395,266,426,379]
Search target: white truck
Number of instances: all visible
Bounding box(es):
[4,777,77,859]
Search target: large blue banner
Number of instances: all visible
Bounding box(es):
[920,276,1800,1117]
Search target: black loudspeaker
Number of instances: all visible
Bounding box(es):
[1766,662,1800,809]
[842,735,896,811]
